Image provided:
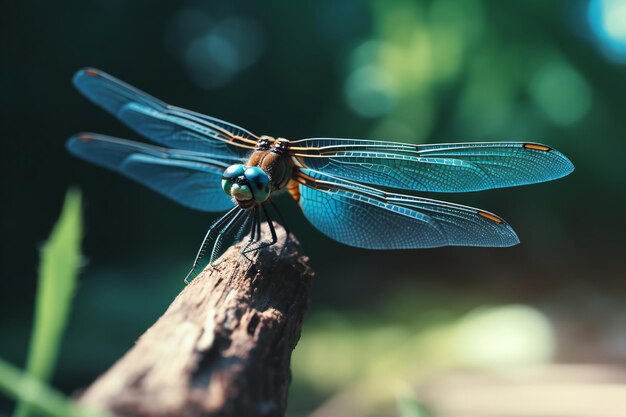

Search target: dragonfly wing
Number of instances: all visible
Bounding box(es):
[291,139,574,192]
[67,133,234,212]
[296,168,519,249]
[117,102,250,160]
[72,68,258,158]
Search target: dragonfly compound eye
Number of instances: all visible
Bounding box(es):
[221,164,246,196]
[244,166,271,202]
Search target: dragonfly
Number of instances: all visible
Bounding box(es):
[67,68,574,283]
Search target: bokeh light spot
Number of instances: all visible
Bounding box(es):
[588,0,626,62]
[454,305,555,369]
[166,10,265,90]
[213,16,265,70]
[184,34,239,89]
[529,60,592,126]
[345,65,396,118]
[349,39,385,71]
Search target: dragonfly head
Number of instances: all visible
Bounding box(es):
[222,164,271,205]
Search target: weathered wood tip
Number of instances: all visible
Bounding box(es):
[79,223,314,417]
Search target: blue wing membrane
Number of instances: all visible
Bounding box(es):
[296,168,519,249]
[72,68,257,159]
[67,133,234,212]
[69,68,568,249]
[291,139,574,193]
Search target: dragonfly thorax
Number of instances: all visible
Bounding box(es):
[222,164,271,209]
[247,137,294,191]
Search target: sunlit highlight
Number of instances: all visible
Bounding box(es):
[454,305,555,369]
[588,0,626,63]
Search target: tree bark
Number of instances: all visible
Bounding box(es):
[78,224,314,417]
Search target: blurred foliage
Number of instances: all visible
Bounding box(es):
[3,0,626,416]
[11,190,82,417]
[0,358,110,417]
[287,291,555,416]
[395,394,432,417]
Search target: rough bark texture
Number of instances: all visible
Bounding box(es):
[79,225,314,417]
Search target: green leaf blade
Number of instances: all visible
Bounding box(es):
[13,189,83,417]
[0,357,112,417]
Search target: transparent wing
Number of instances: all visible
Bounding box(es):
[295,168,519,249]
[290,138,574,193]
[67,133,235,212]
[72,68,258,159]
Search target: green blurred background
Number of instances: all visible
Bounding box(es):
[2,0,626,416]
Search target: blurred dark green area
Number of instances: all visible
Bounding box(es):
[2,0,626,416]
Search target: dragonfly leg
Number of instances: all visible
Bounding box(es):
[237,209,254,242]
[264,207,278,248]
[267,199,289,256]
[268,198,290,237]
[207,208,247,267]
[184,206,241,284]
[241,204,278,256]
[249,208,258,242]
[241,208,259,262]
[255,207,261,241]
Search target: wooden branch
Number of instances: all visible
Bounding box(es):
[78,224,314,417]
